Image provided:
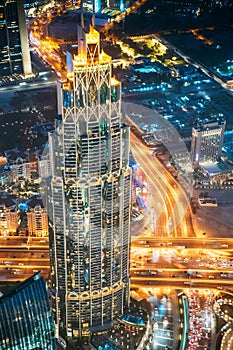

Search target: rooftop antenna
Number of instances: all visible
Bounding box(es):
[80,0,84,29]
[92,0,95,27]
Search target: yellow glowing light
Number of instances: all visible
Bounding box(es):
[67,73,74,80]
[111,77,120,87]
[86,26,100,45]
[99,50,111,64]
[73,54,87,66]
[63,82,73,91]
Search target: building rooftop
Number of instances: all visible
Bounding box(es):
[194,118,226,132]
[27,195,45,209]
[6,149,28,162]
[0,272,40,303]
[0,193,16,208]
[201,161,232,175]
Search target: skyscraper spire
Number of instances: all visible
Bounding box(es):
[48,26,131,338]
[80,0,84,29]
[92,0,95,27]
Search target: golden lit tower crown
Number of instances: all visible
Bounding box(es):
[49,26,131,338]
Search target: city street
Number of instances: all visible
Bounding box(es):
[0,236,49,281]
[130,131,193,238]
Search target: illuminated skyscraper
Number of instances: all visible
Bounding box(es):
[48,26,131,337]
[0,273,56,350]
[191,119,225,167]
[0,0,32,77]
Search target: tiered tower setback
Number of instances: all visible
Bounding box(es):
[48,26,131,337]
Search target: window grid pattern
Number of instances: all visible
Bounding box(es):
[0,273,56,350]
[49,28,131,336]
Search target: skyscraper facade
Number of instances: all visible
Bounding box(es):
[191,119,226,167]
[48,26,131,337]
[0,272,56,350]
[0,0,32,77]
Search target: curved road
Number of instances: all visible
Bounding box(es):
[130,131,194,238]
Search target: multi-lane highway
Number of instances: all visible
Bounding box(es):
[0,78,57,92]
[131,237,233,250]
[128,124,233,294]
[130,130,193,238]
[1,130,230,288]
[131,276,233,289]
[130,240,233,291]
[0,237,50,281]
[0,236,49,248]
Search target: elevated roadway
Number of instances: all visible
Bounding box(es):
[131,237,233,250]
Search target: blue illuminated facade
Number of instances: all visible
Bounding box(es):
[0,273,56,350]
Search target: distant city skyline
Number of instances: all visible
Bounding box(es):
[0,0,32,78]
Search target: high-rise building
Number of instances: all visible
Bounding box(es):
[0,194,18,236]
[191,119,226,167]
[0,0,32,77]
[0,272,56,350]
[27,200,48,237]
[48,26,131,337]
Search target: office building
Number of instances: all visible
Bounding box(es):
[0,0,32,77]
[48,26,131,337]
[191,119,226,167]
[0,272,56,350]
